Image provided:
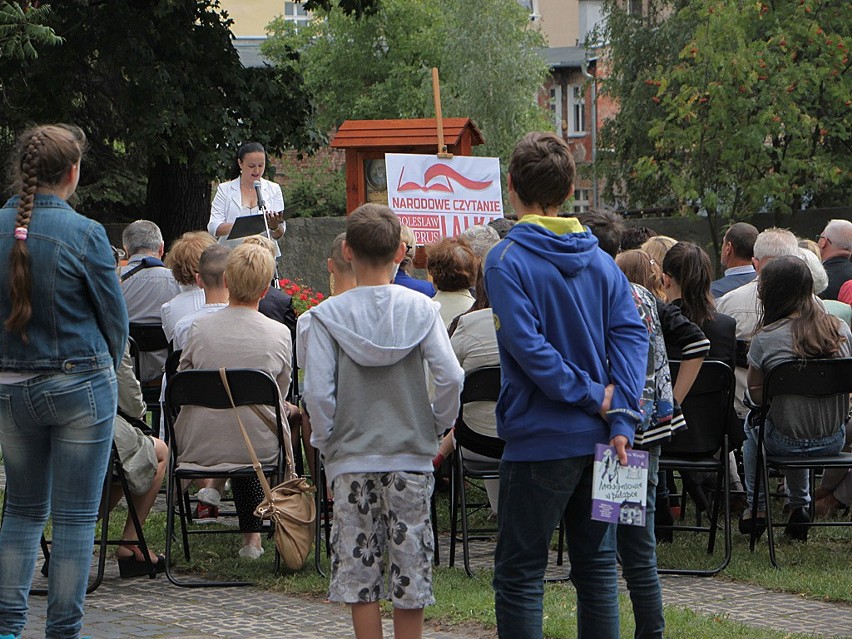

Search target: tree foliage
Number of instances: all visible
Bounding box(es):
[0,1,62,60]
[598,0,850,235]
[263,0,550,164]
[0,1,377,241]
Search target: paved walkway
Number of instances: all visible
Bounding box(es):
[18,537,852,639]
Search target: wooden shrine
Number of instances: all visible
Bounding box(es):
[329,117,485,214]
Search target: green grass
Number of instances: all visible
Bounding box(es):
[2,480,848,639]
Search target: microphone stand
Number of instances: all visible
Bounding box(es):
[255,182,282,289]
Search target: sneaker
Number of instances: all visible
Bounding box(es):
[238,544,265,559]
[196,487,221,507]
[193,502,220,524]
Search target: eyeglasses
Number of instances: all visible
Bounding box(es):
[816,234,832,244]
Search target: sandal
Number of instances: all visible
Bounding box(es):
[116,545,166,579]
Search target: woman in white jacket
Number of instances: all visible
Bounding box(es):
[207,142,285,245]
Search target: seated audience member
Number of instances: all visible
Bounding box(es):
[798,247,851,327]
[717,228,800,417]
[434,268,501,514]
[641,235,677,269]
[172,244,230,350]
[578,208,624,259]
[121,220,182,382]
[161,230,216,343]
[176,242,294,559]
[741,256,851,541]
[243,235,297,336]
[817,219,852,300]
[663,243,737,368]
[427,236,479,328]
[620,225,657,251]
[711,222,758,298]
[488,217,516,239]
[393,224,435,297]
[295,232,356,482]
[661,242,743,510]
[111,344,168,577]
[459,224,501,261]
[839,280,852,306]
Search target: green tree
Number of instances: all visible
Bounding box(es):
[263,0,549,164]
[598,0,850,247]
[0,1,62,60]
[0,0,379,241]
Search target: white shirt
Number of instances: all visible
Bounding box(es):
[161,288,205,343]
[207,177,286,241]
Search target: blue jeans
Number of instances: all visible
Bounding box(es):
[0,369,117,639]
[743,418,846,511]
[617,446,663,639]
[493,457,619,639]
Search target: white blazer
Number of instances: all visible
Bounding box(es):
[207,176,285,238]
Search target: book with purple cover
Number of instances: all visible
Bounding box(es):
[591,443,649,527]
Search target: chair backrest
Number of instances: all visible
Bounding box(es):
[129,323,170,353]
[127,335,141,382]
[164,368,285,446]
[454,366,504,460]
[164,349,182,383]
[663,360,735,456]
[763,358,852,402]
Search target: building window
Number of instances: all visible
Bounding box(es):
[569,85,586,134]
[517,0,541,21]
[578,0,604,44]
[573,188,591,214]
[550,86,563,137]
[628,0,643,16]
[283,1,311,30]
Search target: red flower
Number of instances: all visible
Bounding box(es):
[300,293,309,301]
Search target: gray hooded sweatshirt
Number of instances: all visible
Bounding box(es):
[303,285,464,484]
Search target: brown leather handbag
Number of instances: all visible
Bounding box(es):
[219,368,316,571]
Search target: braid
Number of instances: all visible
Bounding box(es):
[5,132,43,342]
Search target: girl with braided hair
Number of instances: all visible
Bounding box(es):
[0,125,128,639]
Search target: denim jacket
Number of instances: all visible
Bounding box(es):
[0,194,128,373]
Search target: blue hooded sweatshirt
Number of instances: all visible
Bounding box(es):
[483,215,647,462]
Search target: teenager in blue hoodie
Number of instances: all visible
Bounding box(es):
[484,132,647,639]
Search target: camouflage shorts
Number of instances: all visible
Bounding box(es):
[328,471,435,609]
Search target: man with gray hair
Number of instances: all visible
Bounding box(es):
[120,220,181,381]
[717,228,800,417]
[817,219,852,301]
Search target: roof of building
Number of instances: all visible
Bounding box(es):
[233,36,270,68]
[540,46,590,69]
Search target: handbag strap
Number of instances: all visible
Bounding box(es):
[218,369,294,501]
[246,403,297,481]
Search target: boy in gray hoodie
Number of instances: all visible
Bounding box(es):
[303,204,464,639]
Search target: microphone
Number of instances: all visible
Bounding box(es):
[253,180,266,211]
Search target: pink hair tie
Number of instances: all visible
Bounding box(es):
[14,227,28,241]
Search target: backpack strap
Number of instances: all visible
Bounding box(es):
[120,256,167,282]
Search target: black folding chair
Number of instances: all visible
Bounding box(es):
[164,368,286,587]
[658,360,735,576]
[24,441,157,594]
[448,366,504,577]
[750,358,852,567]
[129,322,170,428]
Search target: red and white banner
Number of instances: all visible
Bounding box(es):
[385,153,503,244]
